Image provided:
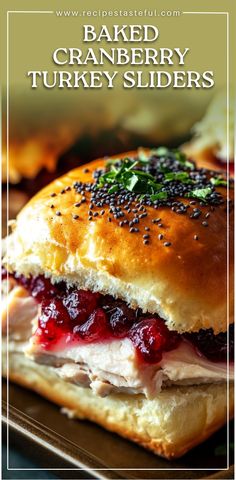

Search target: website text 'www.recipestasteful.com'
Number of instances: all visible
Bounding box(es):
[55,9,182,18]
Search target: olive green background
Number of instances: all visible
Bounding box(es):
[0,0,235,144]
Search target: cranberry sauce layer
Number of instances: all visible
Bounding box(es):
[3,268,233,364]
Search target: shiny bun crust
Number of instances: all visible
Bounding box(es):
[4,150,233,334]
[3,348,233,460]
[181,145,232,172]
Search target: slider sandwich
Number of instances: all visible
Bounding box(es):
[2,148,234,459]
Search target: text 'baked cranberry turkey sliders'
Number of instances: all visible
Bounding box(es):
[2,147,234,459]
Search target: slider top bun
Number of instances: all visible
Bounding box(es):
[4,150,233,334]
[182,146,229,174]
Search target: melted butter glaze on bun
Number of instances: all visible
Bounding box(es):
[4,149,233,334]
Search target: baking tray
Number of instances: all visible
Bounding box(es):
[2,380,234,479]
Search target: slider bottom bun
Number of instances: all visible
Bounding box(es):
[3,346,233,459]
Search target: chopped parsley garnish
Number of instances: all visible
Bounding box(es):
[150,191,168,201]
[210,177,227,187]
[108,185,119,194]
[171,149,195,170]
[164,172,193,184]
[96,148,227,207]
[71,146,230,247]
[185,187,213,201]
[97,157,163,195]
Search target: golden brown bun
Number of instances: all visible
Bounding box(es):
[4,150,233,334]
[3,347,233,460]
[182,145,234,176]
